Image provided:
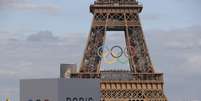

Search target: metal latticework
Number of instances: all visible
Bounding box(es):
[72,0,168,100]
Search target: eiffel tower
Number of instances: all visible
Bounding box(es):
[71,0,168,100]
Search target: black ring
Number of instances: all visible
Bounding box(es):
[111,45,123,58]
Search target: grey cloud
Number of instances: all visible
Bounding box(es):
[175,0,201,3]
[0,0,23,4]
[141,14,161,21]
[0,0,61,15]
[26,31,59,42]
[0,30,86,78]
[13,3,61,15]
[0,31,16,40]
[146,25,201,50]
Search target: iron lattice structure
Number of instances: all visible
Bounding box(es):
[71,0,168,101]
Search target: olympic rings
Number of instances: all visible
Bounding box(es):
[96,45,136,64]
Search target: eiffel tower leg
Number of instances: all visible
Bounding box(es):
[79,12,109,77]
[79,26,106,74]
[123,13,154,73]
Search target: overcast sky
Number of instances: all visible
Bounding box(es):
[0,0,201,101]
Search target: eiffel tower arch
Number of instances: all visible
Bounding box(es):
[71,0,168,101]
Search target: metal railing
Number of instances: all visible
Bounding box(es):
[101,71,163,82]
[71,71,164,82]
